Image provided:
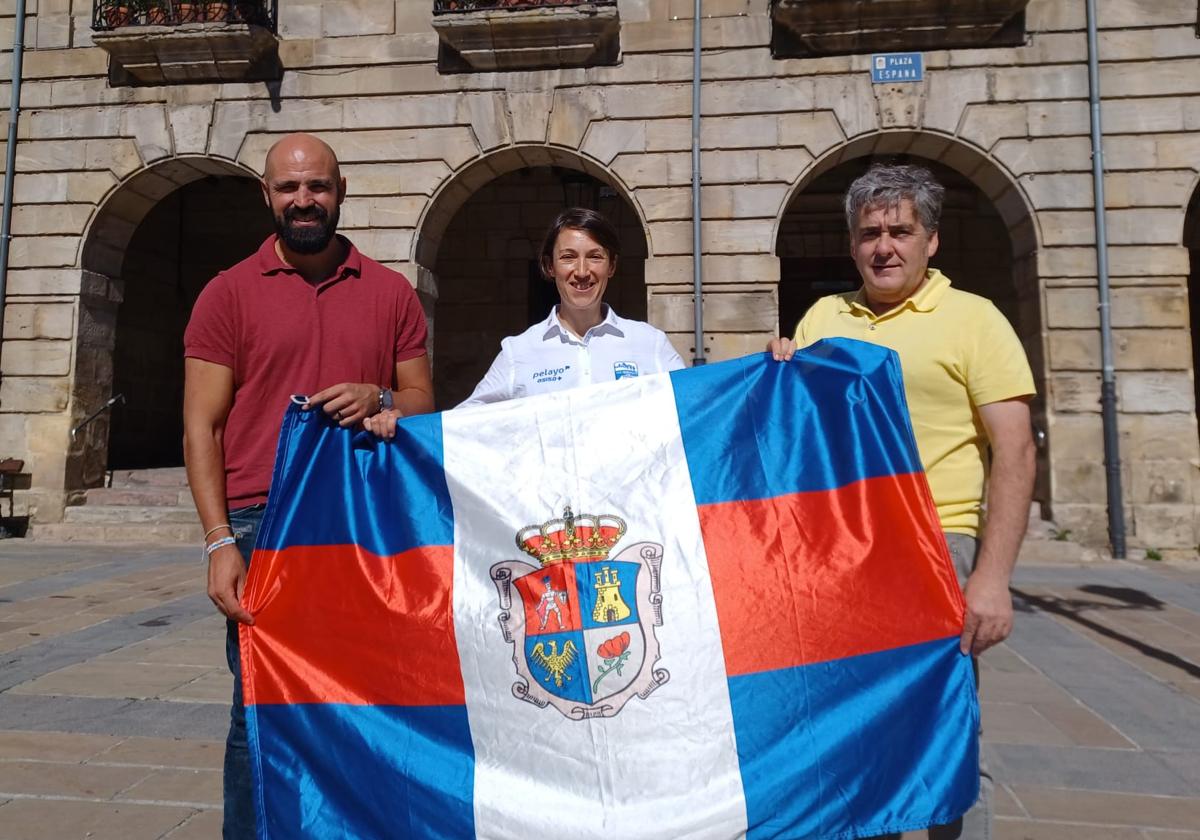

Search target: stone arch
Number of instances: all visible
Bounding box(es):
[71,156,273,489]
[415,146,651,409]
[414,145,648,271]
[772,130,1050,510]
[81,157,264,278]
[1181,169,1200,243]
[772,131,1040,260]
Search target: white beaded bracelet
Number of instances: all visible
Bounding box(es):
[205,535,238,558]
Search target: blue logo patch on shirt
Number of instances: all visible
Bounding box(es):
[533,365,570,384]
[613,361,639,380]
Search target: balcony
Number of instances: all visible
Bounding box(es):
[771,0,1029,58]
[433,0,620,73]
[91,0,280,85]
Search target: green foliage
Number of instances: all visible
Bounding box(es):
[1052,528,1072,542]
[1145,548,1163,562]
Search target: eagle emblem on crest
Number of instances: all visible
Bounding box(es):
[490,506,668,719]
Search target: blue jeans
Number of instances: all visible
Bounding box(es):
[224,503,265,840]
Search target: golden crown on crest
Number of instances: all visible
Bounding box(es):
[516,506,627,567]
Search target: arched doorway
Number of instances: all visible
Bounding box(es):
[774,136,1047,508]
[418,151,648,409]
[1186,183,1200,450]
[74,159,273,488]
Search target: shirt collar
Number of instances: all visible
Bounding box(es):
[256,234,363,282]
[541,305,625,345]
[842,268,951,318]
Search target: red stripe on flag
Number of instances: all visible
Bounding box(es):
[242,543,464,706]
[701,472,964,677]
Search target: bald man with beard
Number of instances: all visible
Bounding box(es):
[183,133,434,837]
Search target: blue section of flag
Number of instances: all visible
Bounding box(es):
[671,339,923,506]
[248,703,475,839]
[258,406,453,555]
[576,561,639,631]
[729,636,979,839]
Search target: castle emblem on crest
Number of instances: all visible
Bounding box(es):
[490,506,668,719]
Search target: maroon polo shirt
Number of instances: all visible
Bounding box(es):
[184,235,428,508]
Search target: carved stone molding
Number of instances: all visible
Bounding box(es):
[93,22,280,85]
[772,0,1030,57]
[433,3,620,73]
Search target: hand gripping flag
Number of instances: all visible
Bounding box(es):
[241,338,979,840]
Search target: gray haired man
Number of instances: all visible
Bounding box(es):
[770,163,1036,839]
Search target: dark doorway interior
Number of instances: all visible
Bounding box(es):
[107,176,273,470]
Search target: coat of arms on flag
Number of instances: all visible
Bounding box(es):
[491,506,667,719]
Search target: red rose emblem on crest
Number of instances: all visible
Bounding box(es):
[592,631,632,694]
[597,631,630,660]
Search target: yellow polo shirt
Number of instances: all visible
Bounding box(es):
[794,269,1034,536]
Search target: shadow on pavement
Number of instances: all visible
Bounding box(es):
[1010,585,1200,680]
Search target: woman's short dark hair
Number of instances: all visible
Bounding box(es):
[539,207,621,278]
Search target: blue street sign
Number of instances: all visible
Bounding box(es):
[871,52,924,83]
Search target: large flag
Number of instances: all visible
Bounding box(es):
[241,338,979,840]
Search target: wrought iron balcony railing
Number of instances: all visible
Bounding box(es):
[93,0,277,31]
[434,0,616,12]
[91,0,281,85]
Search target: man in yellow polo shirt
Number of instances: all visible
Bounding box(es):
[769,163,1035,840]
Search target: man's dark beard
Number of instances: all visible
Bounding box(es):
[274,204,339,255]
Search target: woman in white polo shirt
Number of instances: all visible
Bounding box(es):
[458,207,683,406]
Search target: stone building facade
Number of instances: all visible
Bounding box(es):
[0,0,1198,554]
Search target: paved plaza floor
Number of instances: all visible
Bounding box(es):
[0,541,1197,839]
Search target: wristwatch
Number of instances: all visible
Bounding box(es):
[378,387,394,413]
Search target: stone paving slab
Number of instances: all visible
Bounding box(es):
[0,695,228,741]
[1147,748,1200,789]
[994,820,1144,839]
[0,730,120,762]
[119,638,226,668]
[0,595,214,692]
[0,545,196,598]
[159,670,233,704]
[1008,786,1200,830]
[9,660,214,699]
[987,743,1194,796]
[160,809,222,839]
[1010,564,1200,613]
[1,544,1197,839]
[0,799,200,840]
[2,759,154,799]
[117,768,222,808]
[93,736,224,770]
[1005,597,1200,752]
